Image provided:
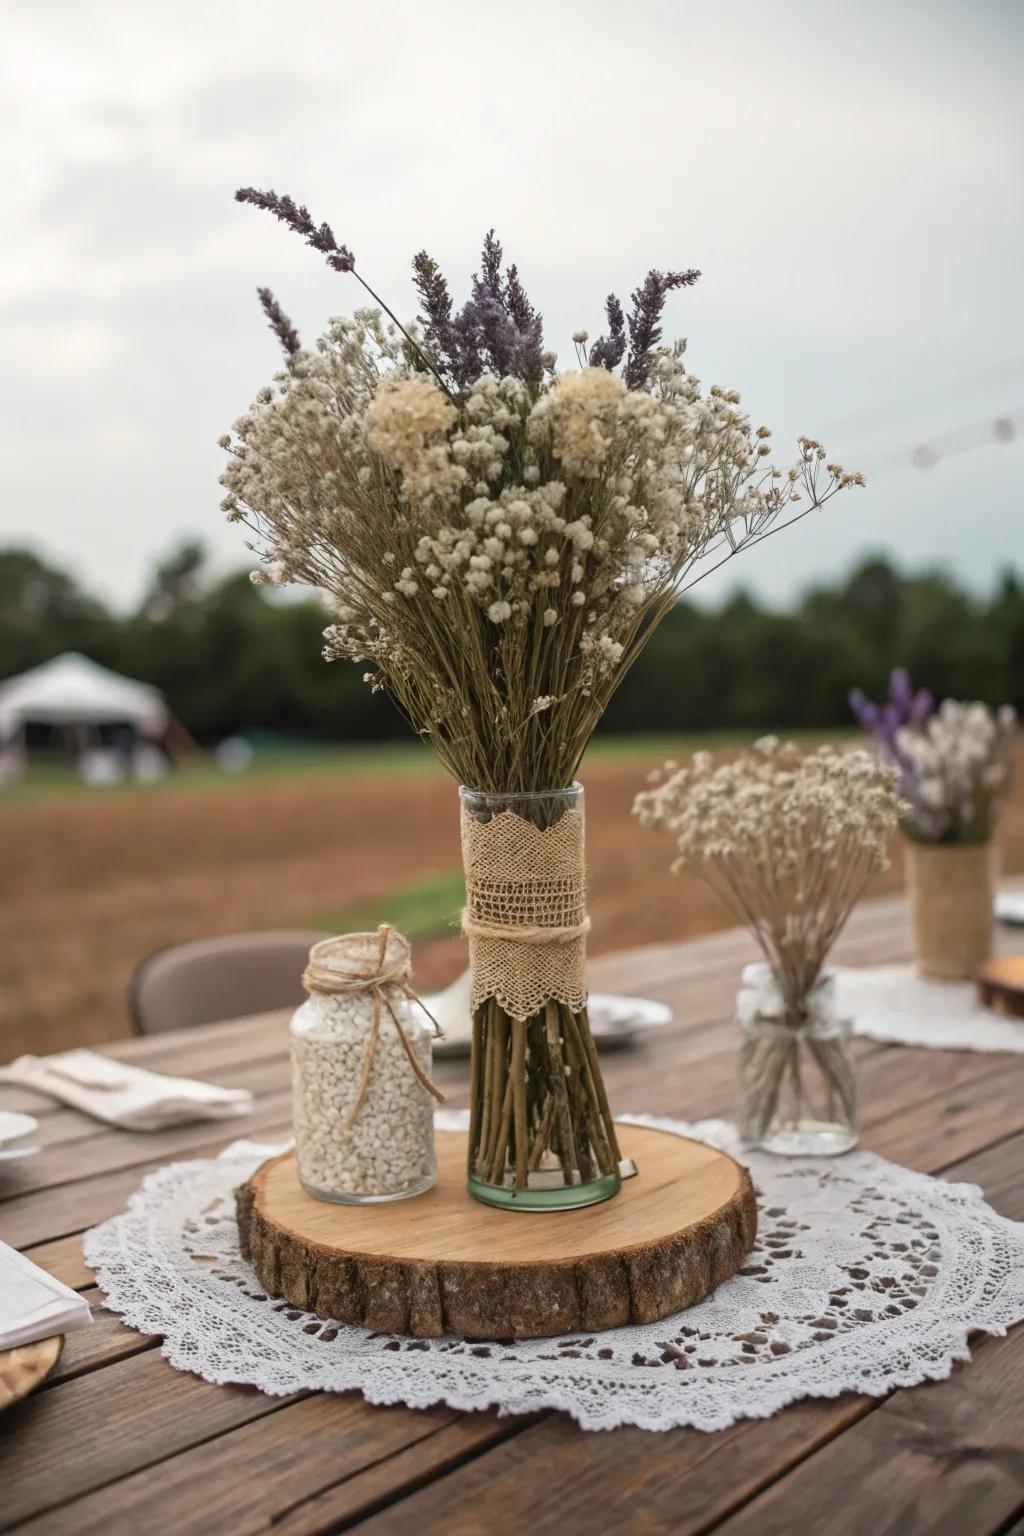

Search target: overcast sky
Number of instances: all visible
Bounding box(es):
[2,0,1022,612]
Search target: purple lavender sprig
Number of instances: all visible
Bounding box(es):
[849,668,934,749]
[236,188,355,272]
[588,295,627,371]
[237,186,456,401]
[623,269,701,390]
[413,231,545,391]
[850,669,939,836]
[256,287,301,359]
[236,187,698,397]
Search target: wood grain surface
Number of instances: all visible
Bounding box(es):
[237,1127,756,1338]
[1,884,1022,1535]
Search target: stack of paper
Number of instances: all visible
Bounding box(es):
[0,1242,92,1351]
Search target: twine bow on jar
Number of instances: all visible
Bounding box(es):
[302,925,445,1128]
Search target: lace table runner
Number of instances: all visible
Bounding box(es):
[838,964,1024,1053]
[83,1112,1024,1433]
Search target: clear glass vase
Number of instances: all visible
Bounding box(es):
[738,1008,858,1157]
[460,783,622,1210]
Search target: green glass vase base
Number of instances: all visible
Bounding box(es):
[467,1168,621,1212]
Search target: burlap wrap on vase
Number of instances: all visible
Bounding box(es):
[906,840,997,981]
[459,803,589,1022]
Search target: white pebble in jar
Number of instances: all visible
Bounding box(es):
[289,929,439,1204]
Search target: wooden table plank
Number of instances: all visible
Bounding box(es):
[1,1112,294,1249]
[710,1328,1024,1536]
[0,1352,306,1529]
[9,1402,531,1536]
[0,1073,292,1205]
[44,1286,158,1385]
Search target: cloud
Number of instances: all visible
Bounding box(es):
[2,0,1022,608]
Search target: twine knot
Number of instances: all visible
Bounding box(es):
[303,926,445,1128]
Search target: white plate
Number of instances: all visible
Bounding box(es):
[995,891,1024,927]
[429,991,672,1059]
[0,1111,39,1162]
[0,1111,38,1148]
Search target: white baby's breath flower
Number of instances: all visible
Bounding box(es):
[635,741,903,1002]
[221,299,861,794]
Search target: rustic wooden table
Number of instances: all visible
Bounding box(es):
[2,891,1023,1535]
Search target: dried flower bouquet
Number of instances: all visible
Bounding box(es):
[851,670,1016,845]
[222,189,862,1202]
[635,740,904,1148]
[852,674,1017,979]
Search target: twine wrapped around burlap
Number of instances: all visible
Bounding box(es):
[460,805,590,1022]
[906,840,997,981]
[302,926,445,1127]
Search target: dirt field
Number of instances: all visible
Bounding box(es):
[3,743,1022,1058]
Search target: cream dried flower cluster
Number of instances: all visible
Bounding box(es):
[221,315,861,792]
[635,738,905,1002]
[897,699,1016,844]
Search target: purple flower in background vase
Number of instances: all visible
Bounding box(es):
[850,670,941,838]
[849,668,934,752]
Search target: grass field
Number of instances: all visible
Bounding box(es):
[3,735,1022,1059]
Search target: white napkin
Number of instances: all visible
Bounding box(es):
[0,1242,92,1351]
[0,1049,254,1131]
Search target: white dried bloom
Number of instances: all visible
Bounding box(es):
[531,367,626,478]
[635,740,905,1001]
[220,305,861,790]
[896,697,1016,841]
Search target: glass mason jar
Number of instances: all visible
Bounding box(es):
[460,783,622,1210]
[290,929,437,1204]
[737,967,858,1156]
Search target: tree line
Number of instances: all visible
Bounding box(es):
[2,543,1021,744]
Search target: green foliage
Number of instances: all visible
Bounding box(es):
[1,543,1020,743]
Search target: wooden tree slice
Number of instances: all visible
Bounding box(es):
[236,1126,757,1340]
[978,954,1024,1019]
[0,1335,63,1412]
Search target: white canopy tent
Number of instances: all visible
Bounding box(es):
[0,653,169,744]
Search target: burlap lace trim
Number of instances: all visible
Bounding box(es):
[460,805,589,1021]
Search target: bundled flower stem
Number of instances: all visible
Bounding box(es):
[223,192,864,1194]
[635,740,904,1142]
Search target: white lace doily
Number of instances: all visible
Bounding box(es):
[838,964,1024,1053]
[83,1112,1024,1434]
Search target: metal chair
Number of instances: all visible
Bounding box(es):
[128,930,328,1035]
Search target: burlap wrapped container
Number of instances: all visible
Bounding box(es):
[459,801,589,1022]
[906,840,997,981]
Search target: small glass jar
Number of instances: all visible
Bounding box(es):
[736,966,858,1157]
[290,929,437,1204]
